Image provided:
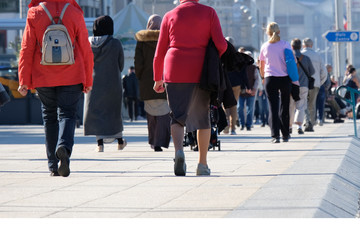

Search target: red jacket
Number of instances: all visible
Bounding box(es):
[18,0,93,90]
[153,0,227,84]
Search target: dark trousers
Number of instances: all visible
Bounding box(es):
[316,85,326,121]
[147,113,171,148]
[36,84,82,172]
[265,76,291,139]
[126,97,139,121]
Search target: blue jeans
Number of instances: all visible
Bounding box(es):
[258,91,269,125]
[238,96,256,128]
[36,84,82,172]
[316,85,326,122]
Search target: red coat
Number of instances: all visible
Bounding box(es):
[18,0,93,90]
[153,0,227,84]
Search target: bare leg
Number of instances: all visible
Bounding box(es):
[171,123,184,153]
[197,128,211,165]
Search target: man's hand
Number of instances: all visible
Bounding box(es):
[18,85,28,96]
[153,80,165,93]
[83,86,92,94]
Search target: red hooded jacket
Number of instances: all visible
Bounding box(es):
[18,0,93,90]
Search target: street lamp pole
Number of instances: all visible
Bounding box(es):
[334,0,346,86]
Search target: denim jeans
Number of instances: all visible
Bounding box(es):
[258,91,269,125]
[36,84,82,172]
[238,95,256,128]
[316,85,326,122]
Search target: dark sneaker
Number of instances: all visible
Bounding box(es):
[283,135,290,142]
[154,146,163,152]
[271,138,280,143]
[304,126,314,132]
[333,118,344,123]
[298,128,304,134]
[56,146,70,177]
[50,171,60,177]
[174,150,186,176]
[289,128,292,134]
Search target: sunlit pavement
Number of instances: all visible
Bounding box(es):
[0,118,359,218]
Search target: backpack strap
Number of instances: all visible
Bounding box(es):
[59,3,70,24]
[40,2,70,24]
[39,2,55,24]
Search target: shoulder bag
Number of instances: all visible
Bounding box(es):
[297,55,315,89]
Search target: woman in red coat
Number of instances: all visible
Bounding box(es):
[18,0,93,177]
[153,0,227,176]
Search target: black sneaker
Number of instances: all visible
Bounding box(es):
[333,118,344,123]
[283,135,290,142]
[289,128,292,134]
[56,146,70,177]
[271,138,280,143]
[50,171,60,177]
[154,146,163,152]
[298,128,304,134]
[304,126,314,132]
[174,150,186,176]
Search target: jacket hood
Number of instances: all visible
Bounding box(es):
[89,35,109,48]
[89,35,112,62]
[29,0,83,13]
[135,30,160,42]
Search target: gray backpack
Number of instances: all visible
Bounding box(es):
[39,3,75,65]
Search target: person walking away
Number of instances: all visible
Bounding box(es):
[238,51,260,131]
[301,38,327,132]
[223,36,241,135]
[83,15,127,153]
[18,0,94,177]
[153,0,227,176]
[289,38,314,134]
[123,66,140,121]
[135,14,171,152]
[316,68,331,126]
[259,22,300,143]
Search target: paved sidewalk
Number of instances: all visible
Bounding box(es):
[0,119,359,218]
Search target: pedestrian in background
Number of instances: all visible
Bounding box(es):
[289,38,314,134]
[153,0,227,176]
[238,51,260,131]
[18,0,94,177]
[84,15,127,153]
[123,66,140,121]
[259,22,299,143]
[135,14,171,152]
[223,36,241,135]
[301,38,327,132]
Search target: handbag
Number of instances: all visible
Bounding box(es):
[297,55,315,89]
[0,82,10,107]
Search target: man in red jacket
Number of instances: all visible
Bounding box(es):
[18,0,94,177]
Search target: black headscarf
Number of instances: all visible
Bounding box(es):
[93,15,114,36]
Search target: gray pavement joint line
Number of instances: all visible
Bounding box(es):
[42,176,160,218]
[133,176,216,217]
[0,178,95,206]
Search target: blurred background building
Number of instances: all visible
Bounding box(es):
[0,0,359,74]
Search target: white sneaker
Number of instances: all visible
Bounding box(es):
[196,163,211,176]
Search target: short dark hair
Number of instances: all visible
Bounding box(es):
[130,66,135,70]
[291,38,302,50]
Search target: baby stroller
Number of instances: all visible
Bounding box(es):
[183,105,221,151]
